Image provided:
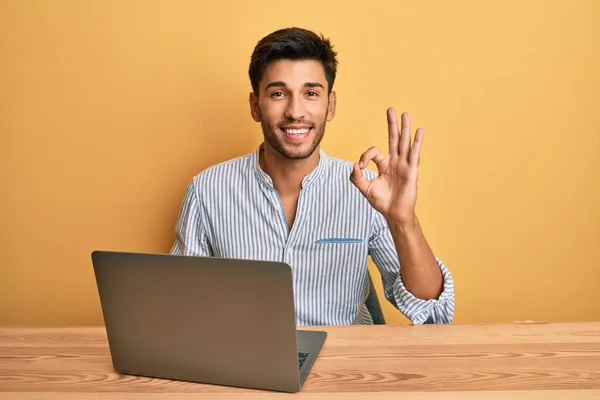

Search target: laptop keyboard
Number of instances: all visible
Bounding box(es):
[298,352,309,369]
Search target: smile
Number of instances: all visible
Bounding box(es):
[279,125,313,142]
[284,128,310,135]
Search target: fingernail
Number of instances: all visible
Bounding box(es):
[359,161,364,168]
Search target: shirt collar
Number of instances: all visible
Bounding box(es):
[251,144,329,189]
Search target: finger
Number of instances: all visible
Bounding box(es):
[359,146,388,174]
[387,108,399,157]
[408,127,424,166]
[349,162,369,197]
[399,112,411,160]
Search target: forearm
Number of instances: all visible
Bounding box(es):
[387,214,443,300]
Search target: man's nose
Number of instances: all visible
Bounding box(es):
[284,95,305,121]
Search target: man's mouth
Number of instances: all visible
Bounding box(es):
[280,126,312,141]
[284,128,310,136]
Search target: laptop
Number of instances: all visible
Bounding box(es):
[91,250,327,393]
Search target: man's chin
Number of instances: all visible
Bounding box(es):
[275,144,318,160]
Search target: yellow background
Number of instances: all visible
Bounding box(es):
[1,0,599,325]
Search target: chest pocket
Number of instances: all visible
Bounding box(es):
[314,238,363,244]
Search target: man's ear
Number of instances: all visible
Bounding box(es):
[326,90,337,121]
[249,92,261,122]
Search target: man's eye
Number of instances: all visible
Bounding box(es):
[270,91,285,98]
[306,91,319,97]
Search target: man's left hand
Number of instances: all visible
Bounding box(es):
[350,108,423,226]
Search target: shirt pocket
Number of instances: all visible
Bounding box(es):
[314,238,364,244]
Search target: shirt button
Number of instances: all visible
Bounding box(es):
[273,204,280,211]
[286,248,292,255]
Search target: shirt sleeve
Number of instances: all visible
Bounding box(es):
[368,211,455,324]
[170,178,213,257]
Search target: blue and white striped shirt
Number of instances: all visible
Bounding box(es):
[171,146,455,325]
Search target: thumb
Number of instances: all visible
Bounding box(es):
[349,163,369,197]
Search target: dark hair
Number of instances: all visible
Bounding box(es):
[249,27,338,95]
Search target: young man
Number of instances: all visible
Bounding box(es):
[171,27,455,325]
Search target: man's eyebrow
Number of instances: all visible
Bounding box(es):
[264,81,325,90]
[265,81,286,90]
[304,82,325,89]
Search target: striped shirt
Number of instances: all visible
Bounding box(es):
[170,146,455,325]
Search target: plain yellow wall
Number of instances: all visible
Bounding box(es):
[1,0,599,326]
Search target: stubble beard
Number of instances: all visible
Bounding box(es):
[260,118,326,160]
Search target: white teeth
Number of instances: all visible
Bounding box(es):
[284,128,309,135]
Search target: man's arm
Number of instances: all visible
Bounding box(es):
[351,108,455,323]
[171,178,213,256]
[387,215,443,300]
[369,211,454,324]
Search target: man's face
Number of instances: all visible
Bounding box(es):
[250,59,336,160]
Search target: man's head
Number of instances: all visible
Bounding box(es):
[248,27,338,160]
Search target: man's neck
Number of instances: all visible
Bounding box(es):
[259,144,320,195]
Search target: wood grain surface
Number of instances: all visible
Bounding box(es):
[1,322,599,399]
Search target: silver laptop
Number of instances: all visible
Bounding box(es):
[91,250,327,393]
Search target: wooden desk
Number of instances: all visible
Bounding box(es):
[1,322,599,399]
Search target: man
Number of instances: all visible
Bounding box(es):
[171,27,455,325]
